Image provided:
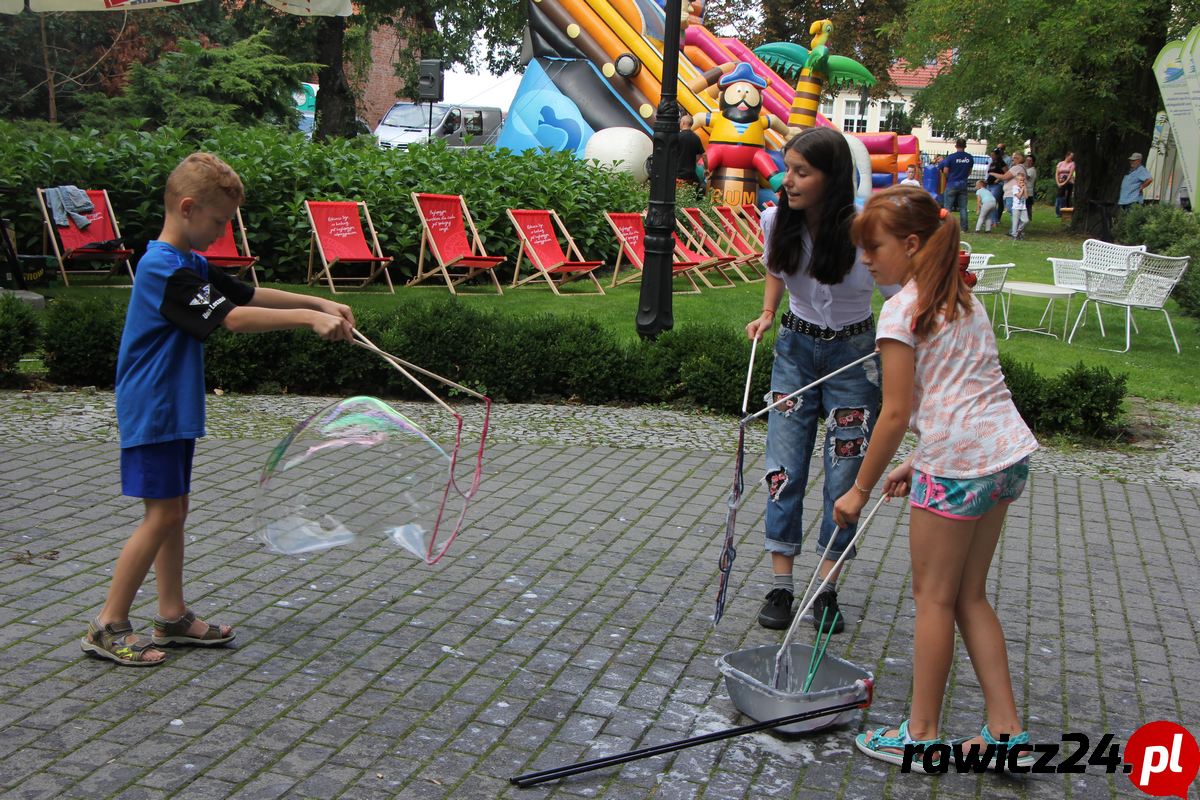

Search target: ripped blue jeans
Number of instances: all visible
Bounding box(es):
[763,325,881,559]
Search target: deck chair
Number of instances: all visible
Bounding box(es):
[736,204,765,242]
[680,206,763,283]
[305,200,394,294]
[410,193,504,295]
[673,230,737,288]
[196,208,259,286]
[506,209,604,295]
[37,188,134,285]
[605,211,711,295]
[712,205,766,275]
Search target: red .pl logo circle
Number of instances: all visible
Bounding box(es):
[1124,721,1200,798]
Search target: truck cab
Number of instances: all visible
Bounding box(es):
[374,103,503,150]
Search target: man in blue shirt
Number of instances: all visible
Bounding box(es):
[1118,152,1153,209]
[940,138,975,232]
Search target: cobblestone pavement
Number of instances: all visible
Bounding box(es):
[0,391,1198,799]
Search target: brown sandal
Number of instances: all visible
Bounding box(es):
[80,617,166,666]
[152,609,235,647]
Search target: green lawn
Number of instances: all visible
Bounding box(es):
[36,208,1200,405]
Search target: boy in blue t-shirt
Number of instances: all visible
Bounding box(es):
[82,153,355,666]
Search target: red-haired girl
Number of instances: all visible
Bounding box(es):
[832,185,1039,770]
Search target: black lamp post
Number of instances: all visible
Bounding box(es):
[636,0,683,339]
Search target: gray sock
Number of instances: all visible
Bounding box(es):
[773,574,794,594]
[817,582,835,596]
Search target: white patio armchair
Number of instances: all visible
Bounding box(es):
[1068,251,1190,353]
[1048,239,1145,336]
[969,261,1013,329]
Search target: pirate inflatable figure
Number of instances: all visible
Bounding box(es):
[693,62,791,206]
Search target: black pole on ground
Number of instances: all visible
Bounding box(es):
[636,0,683,339]
[509,698,869,788]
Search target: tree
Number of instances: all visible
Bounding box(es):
[0,2,319,126]
[80,32,317,134]
[311,0,526,141]
[895,0,1199,233]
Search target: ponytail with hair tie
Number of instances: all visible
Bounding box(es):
[942,208,979,288]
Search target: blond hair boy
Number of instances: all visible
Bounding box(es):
[82,152,355,665]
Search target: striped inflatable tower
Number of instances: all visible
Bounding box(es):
[788,69,825,131]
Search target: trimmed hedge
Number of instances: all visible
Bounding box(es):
[0,122,648,285]
[999,355,1126,436]
[37,297,1128,435]
[0,293,41,377]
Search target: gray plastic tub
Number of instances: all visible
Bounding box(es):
[717,643,875,734]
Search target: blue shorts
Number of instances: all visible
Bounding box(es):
[910,458,1029,520]
[121,439,196,499]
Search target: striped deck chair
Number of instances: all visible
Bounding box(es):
[506,208,604,295]
[38,188,134,285]
[410,193,504,295]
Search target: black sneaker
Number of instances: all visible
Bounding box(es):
[811,589,845,634]
[758,588,794,629]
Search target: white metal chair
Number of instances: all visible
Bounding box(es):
[968,252,993,269]
[1048,239,1145,336]
[969,262,1012,329]
[1068,251,1190,353]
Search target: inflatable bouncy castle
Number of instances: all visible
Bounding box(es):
[498,2,914,203]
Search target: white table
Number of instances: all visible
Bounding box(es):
[1001,281,1077,340]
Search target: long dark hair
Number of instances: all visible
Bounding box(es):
[766,127,857,284]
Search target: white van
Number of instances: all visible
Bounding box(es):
[374,103,503,150]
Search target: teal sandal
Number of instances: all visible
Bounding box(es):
[854,719,943,771]
[977,723,1037,768]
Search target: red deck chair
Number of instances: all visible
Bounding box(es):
[606,212,719,295]
[196,208,259,286]
[305,200,394,294]
[672,230,737,288]
[714,205,763,255]
[37,188,134,286]
[506,208,605,295]
[737,204,765,242]
[680,207,763,283]
[410,193,504,295]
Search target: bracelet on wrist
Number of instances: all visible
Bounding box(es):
[761,308,776,317]
[853,479,871,497]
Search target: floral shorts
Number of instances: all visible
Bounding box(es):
[910,458,1030,520]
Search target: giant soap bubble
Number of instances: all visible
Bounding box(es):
[256,396,464,562]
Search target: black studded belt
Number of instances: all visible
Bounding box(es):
[780,312,874,340]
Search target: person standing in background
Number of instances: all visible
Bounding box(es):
[940,139,976,233]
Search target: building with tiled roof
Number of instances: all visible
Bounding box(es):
[822,55,991,158]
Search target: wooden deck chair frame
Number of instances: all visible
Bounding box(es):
[505,208,605,295]
[305,200,395,294]
[679,207,763,283]
[604,211,703,295]
[37,188,134,286]
[713,205,764,256]
[735,204,765,244]
[198,208,259,287]
[673,224,738,289]
[410,193,504,295]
